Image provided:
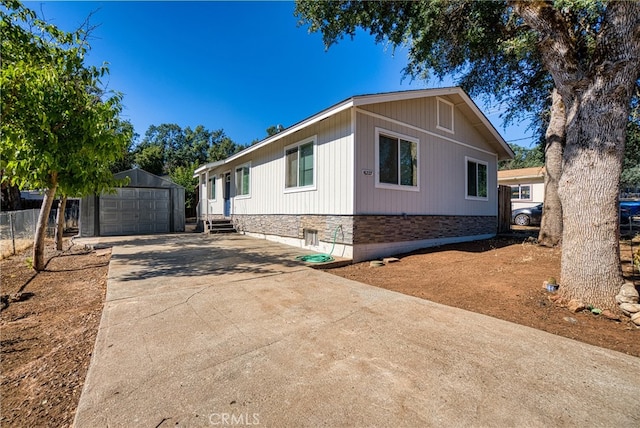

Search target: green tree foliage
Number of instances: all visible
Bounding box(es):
[622,100,640,191]
[1,0,131,270]
[499,144,544,170]
[133,123,242,209]
[110,121,138,173]
[169,163,199,209]
[134,124,241,175]
[296,0,552,132]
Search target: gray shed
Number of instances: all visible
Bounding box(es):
[80,168,185,236]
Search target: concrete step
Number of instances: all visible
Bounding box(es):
[206,220,236,234]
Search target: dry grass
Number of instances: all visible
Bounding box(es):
[0,239,33,260]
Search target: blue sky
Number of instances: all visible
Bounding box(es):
[24,1,535,147]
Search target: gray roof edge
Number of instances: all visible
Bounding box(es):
[193,87,515,172]
[114,168,185,189]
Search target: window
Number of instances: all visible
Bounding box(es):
[285,137,316,190]
[466,157,488,199]
[511,184,531,200]
[376,129,419,190]
[235,163,250,197]
[208,176,216,200]
[437,97,454,133]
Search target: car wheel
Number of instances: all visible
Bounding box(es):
[514,213,531,226]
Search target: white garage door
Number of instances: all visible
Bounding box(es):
[99,188,170,236]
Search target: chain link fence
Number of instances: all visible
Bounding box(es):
[0,209,39,259]
[0,202,80,259]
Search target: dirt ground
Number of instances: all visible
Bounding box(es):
[329,231,640,357]
[1,232,639,426]
[1,239,109,427]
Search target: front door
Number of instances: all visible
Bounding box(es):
[223,172,231,217]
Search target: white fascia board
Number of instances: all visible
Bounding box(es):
[499,174,543,181]
[224,98,355,164]
[352,87,460,107]
[193,160,224,177]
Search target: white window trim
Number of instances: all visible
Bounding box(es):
[436,97,455,134]
[465,156,489,201]
[234,162,251,199]
[510,184,532,201]
[375,127,420,192]
[208,174,217,201]
[284,135,317,194]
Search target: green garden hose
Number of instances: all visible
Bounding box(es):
[295,225,342,263]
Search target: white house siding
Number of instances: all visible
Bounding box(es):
[225,109,354,216]
[354,96,498,216]
[510,182,544,210]
[196,89,510,262]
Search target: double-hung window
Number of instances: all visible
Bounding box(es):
[466,157,488,199]
[235,163,250,197]
[285,136,316,191]
[511,184,531,200]
[376,128,419,190]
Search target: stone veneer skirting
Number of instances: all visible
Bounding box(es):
[230,214,496,246]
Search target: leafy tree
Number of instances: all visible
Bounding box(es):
[134,124,242,174]
[498,143,544,170]
[295,0,640,312]
[133,124,242,209]
[250,124,285,145]
[169,163,198,209]
[134,143,165,176]
[266,124,284,136]
[110,121,138,173]
[1,0,130,270]
[621,99,640,192]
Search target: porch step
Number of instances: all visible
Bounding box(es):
[206,219,236,234]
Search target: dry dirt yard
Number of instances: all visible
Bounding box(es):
[1,239,109,427]
[329,232,640,357]
[1,233,639,426]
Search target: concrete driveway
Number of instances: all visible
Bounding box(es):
[74,233,640,427]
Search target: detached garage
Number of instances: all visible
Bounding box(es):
[80,168,185,236]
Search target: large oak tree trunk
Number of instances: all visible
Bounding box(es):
[557,91,627,311]
[515,0,640,312]
[33,174,58,271]
[538,89,564,247]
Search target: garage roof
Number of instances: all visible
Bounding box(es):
[115,168,185,189]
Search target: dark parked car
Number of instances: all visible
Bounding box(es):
[620,200,640,223]
[511,203,543,226]
[512,201,639,226]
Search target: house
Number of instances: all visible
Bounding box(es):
[194,87,514,262]
[497,167,545,210]
[79,168,185,236]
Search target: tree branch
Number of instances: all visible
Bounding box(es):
[510,0,582,99]
[592,2,640,84]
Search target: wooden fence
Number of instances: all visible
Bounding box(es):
[497,185,512,234]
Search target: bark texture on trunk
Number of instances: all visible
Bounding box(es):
[538,89,564,247]
[557,92,626,311]
[55,196,67,251]
[33,178,58,271]
[515,1,640,311]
